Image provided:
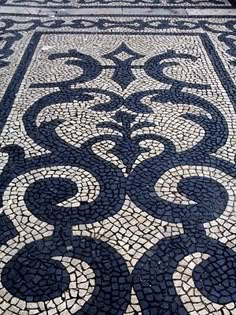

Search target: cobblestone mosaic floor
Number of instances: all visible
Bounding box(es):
[1,13,236,315]
[0,0,234,9]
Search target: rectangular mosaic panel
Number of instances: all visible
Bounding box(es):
[1,15,236,315]
[0,0,234,8]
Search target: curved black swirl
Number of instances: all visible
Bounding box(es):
[132,235,236,314]
[2,236,131,314]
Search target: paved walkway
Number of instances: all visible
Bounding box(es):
[0,1,236,315]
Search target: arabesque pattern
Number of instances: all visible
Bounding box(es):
[0,16,236,314]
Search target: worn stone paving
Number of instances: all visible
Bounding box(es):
[0,0,234,8]
[1,5,236,315]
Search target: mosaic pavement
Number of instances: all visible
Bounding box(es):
[1,14,236,315]
[0,0,234,9]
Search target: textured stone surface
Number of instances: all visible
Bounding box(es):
[0,0,233,8]
[1,14,236,315]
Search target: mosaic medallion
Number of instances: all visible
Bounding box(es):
[1,15,236,314]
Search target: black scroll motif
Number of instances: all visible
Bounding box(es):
[1,40,236,314]
[2,236,131,314]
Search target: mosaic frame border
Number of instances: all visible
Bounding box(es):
[0,0,235,9]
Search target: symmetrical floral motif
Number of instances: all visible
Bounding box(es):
[1,16,236,314]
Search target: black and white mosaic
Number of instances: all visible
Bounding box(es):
[0,0,234,8]
[1,15,236,314]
